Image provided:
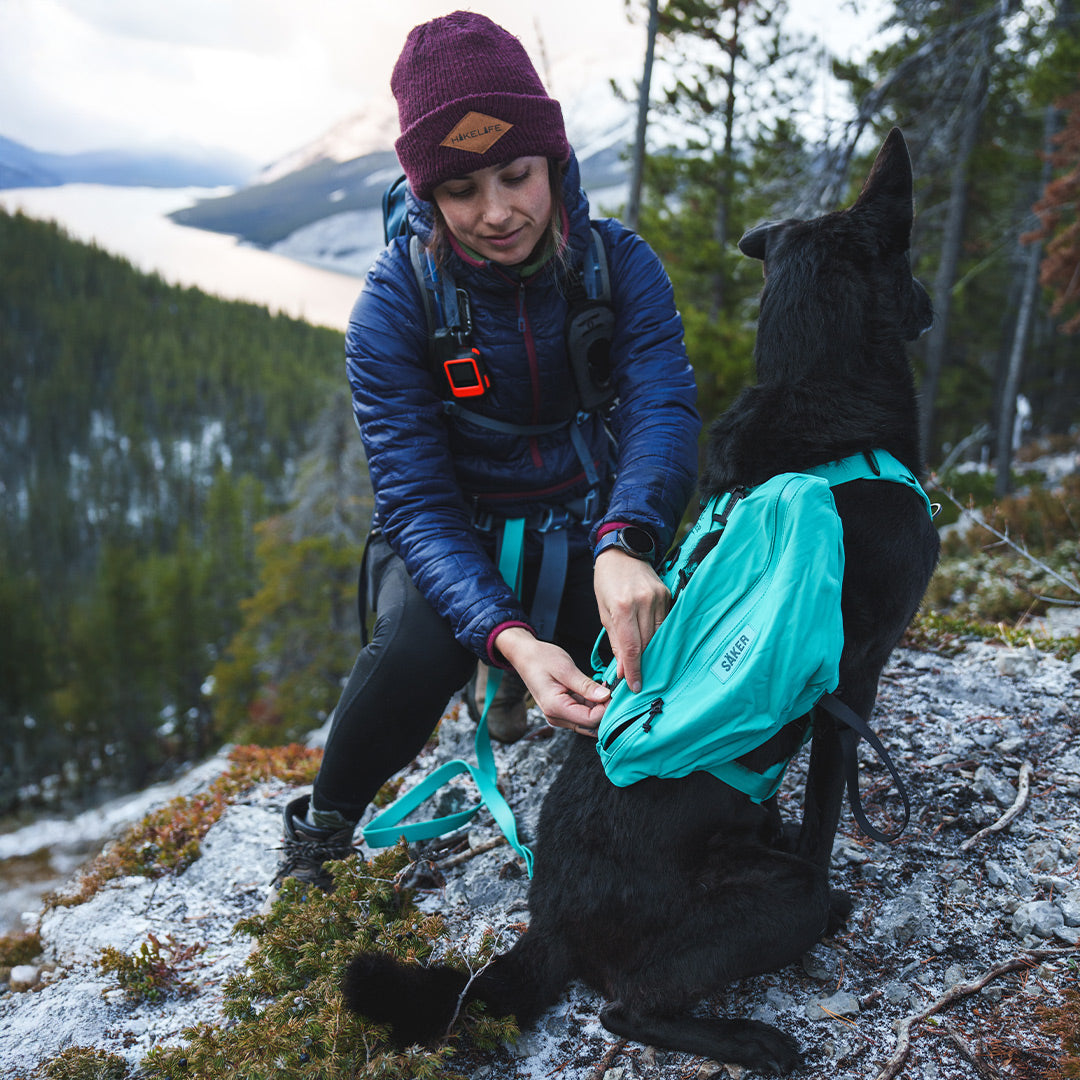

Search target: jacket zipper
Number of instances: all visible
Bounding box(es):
[517,282,544,468]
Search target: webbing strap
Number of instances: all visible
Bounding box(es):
[805,450,933,518]
[819,692,911,843]
[530,527,567,641]
[362,517,535,876]
[443,402,569,436]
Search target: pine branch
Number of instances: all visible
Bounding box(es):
[929,477,1080,601]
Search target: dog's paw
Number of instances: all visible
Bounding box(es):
[729,1019,803,1075]
[826,888,853,936]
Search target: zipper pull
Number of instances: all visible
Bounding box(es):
[642,698,663,733]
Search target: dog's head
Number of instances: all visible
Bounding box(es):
[738,128,933,384]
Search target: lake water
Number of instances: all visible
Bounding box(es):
[0,184,363,332]
[0,184,363,934]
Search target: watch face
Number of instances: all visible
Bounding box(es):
[620,526,654,556]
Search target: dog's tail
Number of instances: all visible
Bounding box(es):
[342,928,569,1046]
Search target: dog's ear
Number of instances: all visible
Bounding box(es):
[738,221,778,261]
[851,127,915,252]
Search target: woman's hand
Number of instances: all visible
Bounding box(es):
[593,549,671,693]
[492,626,610,737]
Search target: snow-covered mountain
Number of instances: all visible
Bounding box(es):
[0,134,253,191]
[170,83,635,279]
[252,98,402,188]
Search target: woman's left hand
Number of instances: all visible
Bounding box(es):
[593,549,671,693]
[492,627,610,736]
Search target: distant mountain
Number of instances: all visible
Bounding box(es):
[168,87,635,278]
[0,134,254,191]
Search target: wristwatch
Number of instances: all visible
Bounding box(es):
[593,525,656,564]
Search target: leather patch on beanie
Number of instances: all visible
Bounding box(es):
[440,111,514,154]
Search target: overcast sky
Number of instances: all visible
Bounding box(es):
[1,1,883,171]
[1,1,648,168]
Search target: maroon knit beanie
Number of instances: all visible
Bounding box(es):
[391,11,570,201]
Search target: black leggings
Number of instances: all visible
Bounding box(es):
[311,532,603,822]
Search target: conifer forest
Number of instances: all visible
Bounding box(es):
[3,0,1080,814]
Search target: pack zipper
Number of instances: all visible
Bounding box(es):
[602,697,663,750]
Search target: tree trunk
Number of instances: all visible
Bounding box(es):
[918,52,989,465]
[993,102,1059,497]
[626,0,659,234]
[710,2,740,320]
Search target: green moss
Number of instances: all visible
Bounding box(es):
[97,933,202,1004]
[0,930,42,968]
[906,609,1078,661]
[34,1047,129,1080]
[142,844,519,1080]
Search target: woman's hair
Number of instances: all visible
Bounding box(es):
[427,158,570,274]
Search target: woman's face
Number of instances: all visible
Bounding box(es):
[432,156,553,266]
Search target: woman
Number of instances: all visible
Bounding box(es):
[274,11,700,890]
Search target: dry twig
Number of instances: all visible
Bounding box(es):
[929,480,1080,600]
[444,927,513,1040]
[959,760,1034,851]
[586,1037,628,1079]
[931,1021,1004,1079]
[439,835,508,869]
[872,948,1078,1080]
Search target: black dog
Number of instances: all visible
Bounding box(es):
[342,128,940,1074]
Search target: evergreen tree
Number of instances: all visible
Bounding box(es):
[0,209,347,807]
[831,0,1078,465]
[210,395,372,747]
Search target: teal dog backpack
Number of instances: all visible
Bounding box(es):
[592,450,933,841]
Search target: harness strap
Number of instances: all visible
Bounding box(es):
[409,236,436,352]
[820,693,911,843]
[805,449,933,517]
[443,401,569,436]
[362,517,536,876]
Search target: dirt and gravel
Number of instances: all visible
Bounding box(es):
[2,627,1079,1080]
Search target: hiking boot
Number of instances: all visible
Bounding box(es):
[270,794,357,894]
[467,663,530,743]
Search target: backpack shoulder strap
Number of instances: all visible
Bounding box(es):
[408,234,437,349]
[585,225,612,303]
[383,173,411,245]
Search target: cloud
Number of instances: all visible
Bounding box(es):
[0,0,644,163]
[52,0,293,52]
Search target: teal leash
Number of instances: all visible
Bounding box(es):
[362,517,535,876]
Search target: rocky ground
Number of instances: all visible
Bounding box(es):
[2,628,1079,1080]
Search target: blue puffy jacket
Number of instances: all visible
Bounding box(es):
[346,153,700,662]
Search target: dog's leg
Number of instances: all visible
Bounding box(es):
[792,704,846,867]
[587,842,828,1073]
[599,1003,801,1075]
